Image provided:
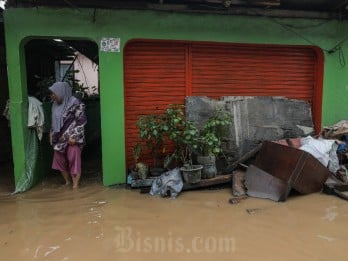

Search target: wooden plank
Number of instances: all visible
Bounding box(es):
[138,173,233,193]
[224,144,262,173]
[182,174,233,191]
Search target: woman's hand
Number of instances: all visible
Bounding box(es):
[68,137,76,145]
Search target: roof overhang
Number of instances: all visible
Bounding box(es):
[5,0,348,20]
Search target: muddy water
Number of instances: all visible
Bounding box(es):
[1,171,348,261]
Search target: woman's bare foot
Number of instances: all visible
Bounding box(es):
[61,171,71,185]
[72,173,81,189]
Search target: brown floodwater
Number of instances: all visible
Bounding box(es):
[1,164,348,261]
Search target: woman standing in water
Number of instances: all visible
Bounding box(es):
[49,82,87,189]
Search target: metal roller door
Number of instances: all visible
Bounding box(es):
[124,41,187,166]
[124,41,323,166]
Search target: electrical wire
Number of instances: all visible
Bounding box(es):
[195,3,348,67]
[272,18,329,50]
[62,0,81,12]
[271,18,348,67]
[248,7,348,67]
[278,20,331,29]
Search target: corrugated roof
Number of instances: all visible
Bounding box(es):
[5,0,348,19]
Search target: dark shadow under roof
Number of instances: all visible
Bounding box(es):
[5,0,348,19]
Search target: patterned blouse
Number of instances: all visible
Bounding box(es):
[52,99,87,152]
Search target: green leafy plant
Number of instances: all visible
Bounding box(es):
[34,75,56,101]
[136,113,168,167]
[64,69,91,99]
[197,108,232,156]
[132,142,142,164]
[163,104,200,169]
[134,104,231,170]
[34,69,97,101]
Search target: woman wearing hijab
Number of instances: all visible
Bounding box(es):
[49,82,87,189]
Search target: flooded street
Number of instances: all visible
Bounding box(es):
[1,165,348,261]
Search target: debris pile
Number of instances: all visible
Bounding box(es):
[244,140,330,202]
[128,96,348,202]
[231,131,348,203]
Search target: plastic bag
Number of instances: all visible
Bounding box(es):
[150,168,183,199]
[299,136,335,167]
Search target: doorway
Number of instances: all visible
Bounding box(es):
[24,38,102,188]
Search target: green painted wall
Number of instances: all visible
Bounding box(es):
[4,7,348,186]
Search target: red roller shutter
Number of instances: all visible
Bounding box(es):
[191,43,316,99]
[190,43,323,132]
[124,41,323,167]
[124,41,187,166]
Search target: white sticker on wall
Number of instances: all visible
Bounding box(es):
[100,38,120,52]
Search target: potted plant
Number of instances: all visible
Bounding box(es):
[134,104,231,183]
[196,108,231,179]
[179,121,203,183]
[136,113,167,176]
[131,142,149,180]
[164,104,203,184]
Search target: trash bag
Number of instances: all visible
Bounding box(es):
[299,136,335,167]
[149,168,183,199]
[14,128,39,193]
[328,143,340,174]
[322,120,348,139]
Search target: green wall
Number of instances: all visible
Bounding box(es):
[4,7,348,186]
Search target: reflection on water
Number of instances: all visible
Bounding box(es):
[1,166,348,260]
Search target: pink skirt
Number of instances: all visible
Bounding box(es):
[52,145,81,175]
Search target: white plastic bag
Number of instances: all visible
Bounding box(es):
[299,136,335,167]
[150,168,183,199]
